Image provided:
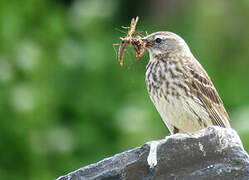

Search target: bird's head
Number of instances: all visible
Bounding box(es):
[141,31,191,57]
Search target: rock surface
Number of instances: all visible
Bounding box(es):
[56,126,249,180]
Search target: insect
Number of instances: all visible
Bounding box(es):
[113,16,147,67]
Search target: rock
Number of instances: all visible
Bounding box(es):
[56,126,249,180]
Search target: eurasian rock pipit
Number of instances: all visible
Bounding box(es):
[142,31,231,134]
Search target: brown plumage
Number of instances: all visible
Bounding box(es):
[142,31,230,134]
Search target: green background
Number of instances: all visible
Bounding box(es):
[0,0,248,179]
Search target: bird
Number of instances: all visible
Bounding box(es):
[141,31,231,134]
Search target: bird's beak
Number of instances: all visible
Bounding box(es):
[141,38,148,43]
[141,38,152,47]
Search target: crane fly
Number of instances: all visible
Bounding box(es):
[113,17,147,67]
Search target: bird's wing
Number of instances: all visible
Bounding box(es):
[185,60,231,128]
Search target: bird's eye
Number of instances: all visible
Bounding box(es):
[155,38,162,43]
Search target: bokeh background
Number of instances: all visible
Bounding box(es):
[0,0,248,179]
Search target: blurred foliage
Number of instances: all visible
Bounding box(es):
[0,0,248,179]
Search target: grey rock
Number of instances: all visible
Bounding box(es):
[56,126,249,180]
